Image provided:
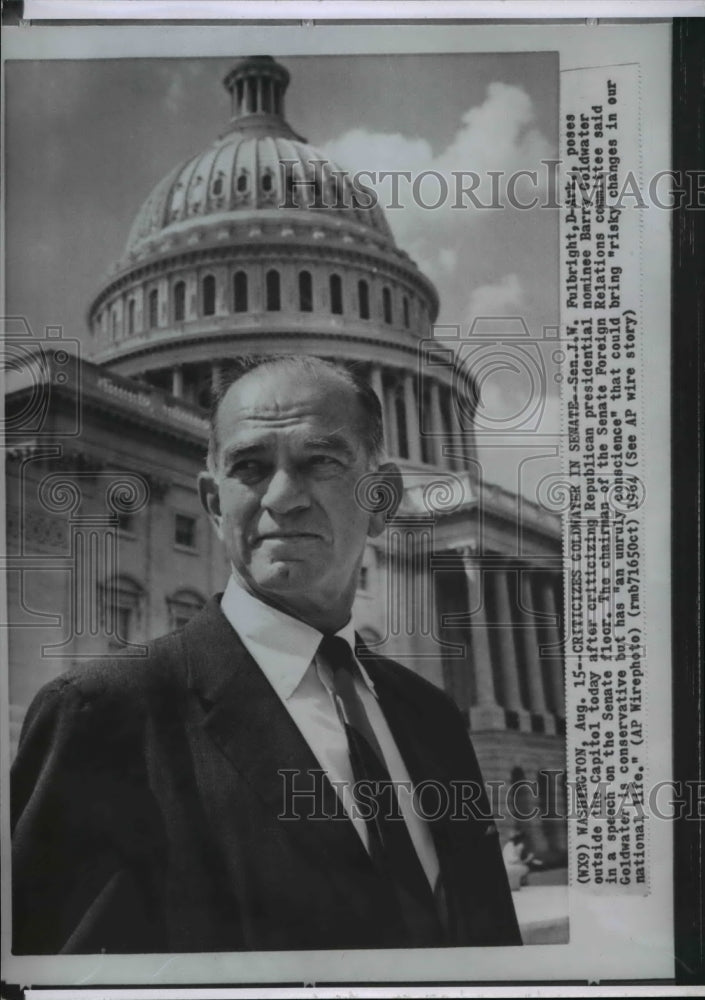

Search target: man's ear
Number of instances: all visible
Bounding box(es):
[198,471,223,535]
[367,461,403,538]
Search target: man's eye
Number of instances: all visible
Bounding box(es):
[229,460,267,481]
[309,455,343,471]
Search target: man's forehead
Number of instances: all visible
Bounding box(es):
[218,366,357,423]
[216,366,363,436]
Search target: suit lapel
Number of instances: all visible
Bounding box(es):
[181,599,381,912]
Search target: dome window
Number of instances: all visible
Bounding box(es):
[237,171,248,193]
[212,174,224,197]
[358,280,370,320]
[173,281,186,322]
[403,295,410,329]
[382,287,393,325]
[298,271,313,312]
[262,170,274,193]
[266,269,281,311]
[128,299,136,335]
[330,274,343,315]
[111,310,118,340]
[233,270,248,313]
[148,289,159,329]
[202,275,216,317]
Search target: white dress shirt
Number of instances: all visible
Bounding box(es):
[220,576,440,890]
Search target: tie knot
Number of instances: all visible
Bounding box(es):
[318,634,357,676]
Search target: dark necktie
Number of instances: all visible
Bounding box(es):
[318,634,445,946]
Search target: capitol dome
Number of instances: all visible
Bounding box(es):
[123,58,396,258]
[87,56,470,474]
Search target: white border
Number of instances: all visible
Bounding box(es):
[17,1,705,21]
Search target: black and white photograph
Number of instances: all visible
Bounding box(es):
[1,16,682,989]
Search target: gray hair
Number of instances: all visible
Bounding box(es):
[207,355,384,472]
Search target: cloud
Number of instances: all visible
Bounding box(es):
[321,128,432,177]
[325,82,549,191]
[324,82,553,252]
[465,274,524,322]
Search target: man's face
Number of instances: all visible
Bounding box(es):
[199,365,386,631]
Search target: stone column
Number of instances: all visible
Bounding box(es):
[211,361,223,398]
[519,571,555,734]
[542,575,565,719]
[429,379,445,466]
[492,570,531,730]
[369,366,386,450]
[171,366,183,399]
[384,373,400,457]
[457,547,505,730]
[443,385,463,471]
[404,371,422,463]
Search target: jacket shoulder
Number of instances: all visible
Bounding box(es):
[22,627,186,725]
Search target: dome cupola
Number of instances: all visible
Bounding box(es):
[222,55,297,135]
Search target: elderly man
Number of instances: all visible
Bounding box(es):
[12,356,520,954]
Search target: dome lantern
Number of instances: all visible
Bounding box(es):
[222,55,300,138]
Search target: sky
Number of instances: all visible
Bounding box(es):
[5,51,560,493]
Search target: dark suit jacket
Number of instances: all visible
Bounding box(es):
[11,597,521,954]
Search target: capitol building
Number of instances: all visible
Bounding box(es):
[6,56,566,863]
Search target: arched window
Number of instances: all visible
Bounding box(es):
[330,274,343,315]
[262,170,273,193]
[233,270,248,313]
[148,289,159,329]
[167,588,205,630]
[298,270,313,312]
[403,295,410,329]
[358,279,370,320]
[202,274,216,317]
[266,269,281,311]
[111,310,118,339]
[382,286,393,325]
[173,281,186,322]
[128,299,136,335]
[212,174,223,196]
[237,171,248,193]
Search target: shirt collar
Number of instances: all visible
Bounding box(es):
[220,576,375,700]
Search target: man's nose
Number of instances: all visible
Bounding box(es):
[260,467,311,514]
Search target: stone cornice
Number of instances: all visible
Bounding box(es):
[93,327,431,371]
[6,356,209,449]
